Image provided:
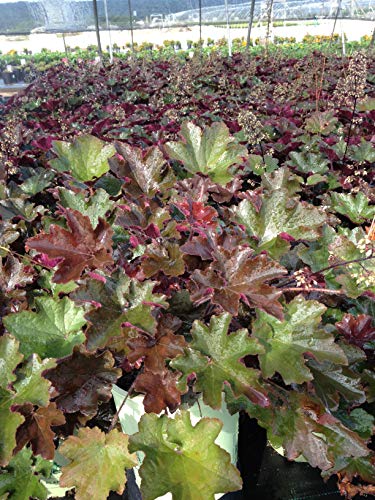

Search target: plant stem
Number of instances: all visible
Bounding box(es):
[342,95,357,164]
[282,287,345,295]
[108,381,136,432]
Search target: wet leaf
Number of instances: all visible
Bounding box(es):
[60,427,137,500]
[114,142,175,197]
[50,135,115,182]
[308,359,365,410]
[45,347,121,417]
[57,187,114,228]
[165,121,247,185]
[72,273,167,350]
[336,313,375,349]
[26,208,113,283]
[171,313,268,408]
[4,296,86,359]
[129,411,242,500]
[253,295,347,384]
[235,189,326,258]
[0,448,50,500]
[14,403,65,459]
[190,246,286,319]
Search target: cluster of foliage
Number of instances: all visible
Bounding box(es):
[0,48,374,499]
[0,34,371,76]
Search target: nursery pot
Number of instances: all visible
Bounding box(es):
[2,71,17,85]
[112,385,239,500]
[13,67,25,82]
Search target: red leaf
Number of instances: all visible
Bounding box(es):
[14,403,65,459]
[26,208,113,283]
[336,314,375,349]
[45,347,121,418]
[134,369,182,414]
[190,246,286,319]
[127,314,186,372]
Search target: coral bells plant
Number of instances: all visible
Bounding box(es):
[0,50,374,499]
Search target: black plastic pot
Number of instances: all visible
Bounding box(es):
[2,71,17,85]
[237,413,342,500]
[13,67,25,82]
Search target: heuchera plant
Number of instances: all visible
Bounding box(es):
[0,50,374,499]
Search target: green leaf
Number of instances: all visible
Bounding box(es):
[348,140,375,163]
[0,336,23,389]
[129,411,242,500]
[94,174,122,196]
[20,168,55,196]
[0,392,24,468]
[322,456,375,484]
[165,121,247,185]
[253,295,347,384]
[262,167,303,195]
[334,408,374,440]
[57,188,114,227]
[247,154,279,175]
[330,191,375,224]
[72,273,167,350]
[0,355,55,466]
[298,224,337,272]
[4,297,86,359]
[50,135,115,182]
[0,197,44,222]
[288,151,329,174]
[328,230,375,297]
[12,356,56,407]
[308,359,366,410]
[304,110,338,136]
[362,369,375,402]
[114,143,176,197]
[59,427,137,500]
[37,270,78,298]
[171,313,268,408]
[234,189,326,258]
[0,448,50,500]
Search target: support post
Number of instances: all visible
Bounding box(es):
[92,0,102,59]
[224,0,232,57]
[128,0,134,52]
[104,0,113,63]
[199,0,202,51]
[246,0,256,51]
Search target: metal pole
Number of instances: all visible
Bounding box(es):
[246,0,256,51]
[62,32,68,56]
[92,0,102,59]
[104,0,113,63]
[329,0,342,49]
[265,0,274,47]
[370,26,375,47]
[224,0,232,57]
[128,0,134,52]
[199,0,202,49]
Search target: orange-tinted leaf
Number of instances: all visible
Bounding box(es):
[134,369,182,413]
[26,208,113,283]
[127,314,186,372]
[14,402,65,459]
[142,241,185,278]
[190,246,286,319]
